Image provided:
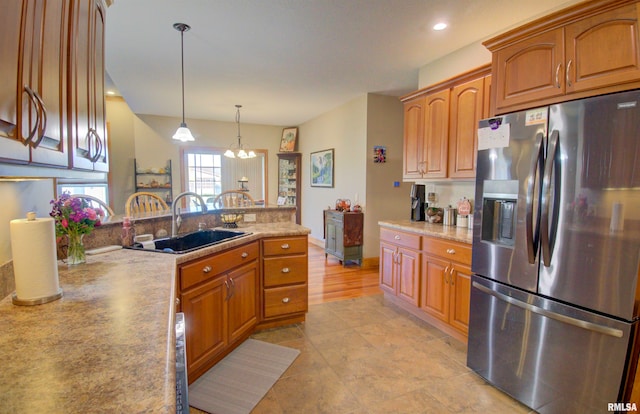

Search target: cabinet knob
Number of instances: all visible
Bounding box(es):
[446,248,456,255]
[282,297,290,303]
[281,267,290,273]
[203,265,212,273]
[175,297,180,306]
[394,235,401,240]
[241,252,249,258]
[281,243,290,249]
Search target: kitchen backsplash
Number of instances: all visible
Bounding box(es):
[416,181,475,212]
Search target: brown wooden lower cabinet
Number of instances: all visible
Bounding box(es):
[179,235,309,383]
[259,235,309,329]
[179,241,259,383]
[379,226,471,343]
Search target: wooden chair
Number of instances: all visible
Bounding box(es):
[212,190,255,208]
[70,194,115,217]
[125,191,170,216]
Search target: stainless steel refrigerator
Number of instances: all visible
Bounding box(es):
[467,89,640,414]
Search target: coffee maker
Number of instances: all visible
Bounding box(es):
[410,184,426,221]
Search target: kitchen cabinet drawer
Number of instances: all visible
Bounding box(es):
[262,236,307,256]
[263,256,308,287]
[422,237,471,266]
[380,227,421,250]
[264,284,308,318]
[180,242,259,290]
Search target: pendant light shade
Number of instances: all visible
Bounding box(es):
[172,23,195,142]
[224,105,256,158]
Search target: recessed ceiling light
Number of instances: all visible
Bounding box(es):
[433,22,447,31]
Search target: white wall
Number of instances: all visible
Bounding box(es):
[299,95,368,245]
[106,98,284,214]
[0,180,54,264]
[418,42,491,88]
[106,97,136,213]
[298,94,406,259]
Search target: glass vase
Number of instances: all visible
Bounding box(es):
[67,233,86,265]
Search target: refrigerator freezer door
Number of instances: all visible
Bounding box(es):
[540,91,640,320]
[467,275,634,414]
[472,110,547,292]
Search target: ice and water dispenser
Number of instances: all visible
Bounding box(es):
[480,180,518,247]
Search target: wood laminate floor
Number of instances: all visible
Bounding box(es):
[191,242,533,413]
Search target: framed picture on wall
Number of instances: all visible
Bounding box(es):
[279,127,298,152]
[310,148,334,187]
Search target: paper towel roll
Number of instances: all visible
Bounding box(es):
[10,212,62,305]
[610,203,624,232]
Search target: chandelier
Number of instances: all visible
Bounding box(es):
[172,23,195,142]
[224,105,256,158]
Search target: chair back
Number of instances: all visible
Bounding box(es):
[70,194,114,217]
[212,191,255,208]
[125,192,170,216]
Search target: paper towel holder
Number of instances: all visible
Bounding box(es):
[11,211,63,306]
[12,289,63,306]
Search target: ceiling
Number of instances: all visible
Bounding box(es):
[105,0,581,126]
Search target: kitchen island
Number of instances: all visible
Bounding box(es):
[0,222,309,413]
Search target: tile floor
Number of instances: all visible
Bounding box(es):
[191,294,534,413]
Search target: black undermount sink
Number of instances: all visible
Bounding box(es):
[128,229,250,254]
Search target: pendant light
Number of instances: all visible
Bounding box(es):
[172,23,195,142]
[224,105,256,159]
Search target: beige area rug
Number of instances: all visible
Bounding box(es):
[188,339,300,414]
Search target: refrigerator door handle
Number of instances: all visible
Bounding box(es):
[472,281,624,338]
[526,132,545,264]
[540,130,560,267]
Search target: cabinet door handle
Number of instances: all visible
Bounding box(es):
[88,128,104,162]
[555,63,562,88]
[202,265,212,273]
[281,243,290,249]
[566,59,573,87]
[30,90,47,149]
[22,86,40,146]
[175,297,180,306]
[282,297,290,303]
[229,277,235,297]
[281,267,290,273]
[394,235,401,240]
[446,248,456,255]
[449,267,455,286]
[444,266,450,284]
[241,252,249,258]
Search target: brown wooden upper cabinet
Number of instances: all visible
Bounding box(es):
[401,66,491,180]
[0,0,69,167]
[0,0,107,173]
[486,0,640,115]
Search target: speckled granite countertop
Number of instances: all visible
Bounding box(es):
[0,223,309,413]
[378,220,473,244]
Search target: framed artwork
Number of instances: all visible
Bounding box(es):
[373,145,386,163]
[279,127,298,152]
[310,148,334,187]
